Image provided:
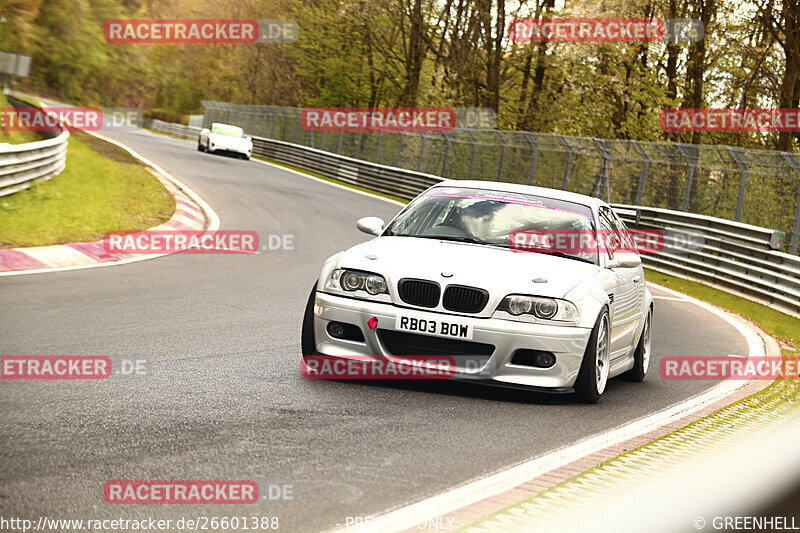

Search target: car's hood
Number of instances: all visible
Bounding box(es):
[337,236,600,301]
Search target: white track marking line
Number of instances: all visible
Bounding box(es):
[652,295,691,302]
[251,158,407,207]
[0,129,219,277]
[327,281,766,533]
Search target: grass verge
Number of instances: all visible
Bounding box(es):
[0,131,175,247]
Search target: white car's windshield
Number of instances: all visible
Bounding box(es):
[211,124,244,137]
[384,187,597,264]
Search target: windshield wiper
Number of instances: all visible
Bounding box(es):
[524,249,596,264]
[406,234,483,244]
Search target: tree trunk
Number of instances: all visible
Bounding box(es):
[777,0,800,151]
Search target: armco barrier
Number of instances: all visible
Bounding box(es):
[0,95,69,197]
[143,118,202,140]
[153,121,800,316]
[612,205,800,316]
[201,101,800,255]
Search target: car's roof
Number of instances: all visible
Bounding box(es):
[432,179,607,210]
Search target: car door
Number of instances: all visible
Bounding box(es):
[598,207,639,358]
[610,209,646,326]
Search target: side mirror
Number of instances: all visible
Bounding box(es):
[201,128,210,135]
[356,217,385,236]
[609,254,642,269]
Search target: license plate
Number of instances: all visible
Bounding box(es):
[395,314,473,340]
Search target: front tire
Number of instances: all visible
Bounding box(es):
[301,281,319,357]
[574,309,611,404]
[624,306,652,382]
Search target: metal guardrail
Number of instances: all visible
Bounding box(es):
[201,101,800,255]
[0,95,69,197]
[612,205,800,316]
[142,118,202,140]
[153,120,800,316]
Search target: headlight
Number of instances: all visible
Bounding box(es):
[325,269,389,296]
[507,295,533,315]
[365,274,387,295]
[498,295,579,322]
[342,271,364,291]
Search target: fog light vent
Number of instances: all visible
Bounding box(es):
[511,349,556,368]
[327,321,365,342]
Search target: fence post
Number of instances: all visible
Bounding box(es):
[524,132,538,185]
[355,130,364,160]
[465,130,477,180]
[336,130,344,154]
[782,153,800,255]
[280,113,289,141]
[269,112,277,139]
[296,111,305,145]
[591,137,611,202]
[417,133,426,172]
[394,132,404,168]
[440,131,451,177]
[727,147,748,221]
[494,131,506,181]
[558,135,573,190]
[677,144,698,211]
[375,130,383,163]
[631,141,650,205]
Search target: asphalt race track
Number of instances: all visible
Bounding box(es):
[0,128,750,532]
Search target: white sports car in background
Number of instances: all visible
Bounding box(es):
[198,122,253,159]
[302,180,653,403]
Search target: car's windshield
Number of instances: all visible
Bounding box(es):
[383,187,597,264]
[211,124,244,137]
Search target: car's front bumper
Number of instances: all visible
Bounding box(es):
[312,291,593,391]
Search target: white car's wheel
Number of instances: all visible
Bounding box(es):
[625,306,652,382]
[575,309,610,404]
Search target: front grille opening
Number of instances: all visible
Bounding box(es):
[327,321,365,342]
[443,285,489,313]
[398,279,441,308]
[510,349,556,368]
[378,329,494,357]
